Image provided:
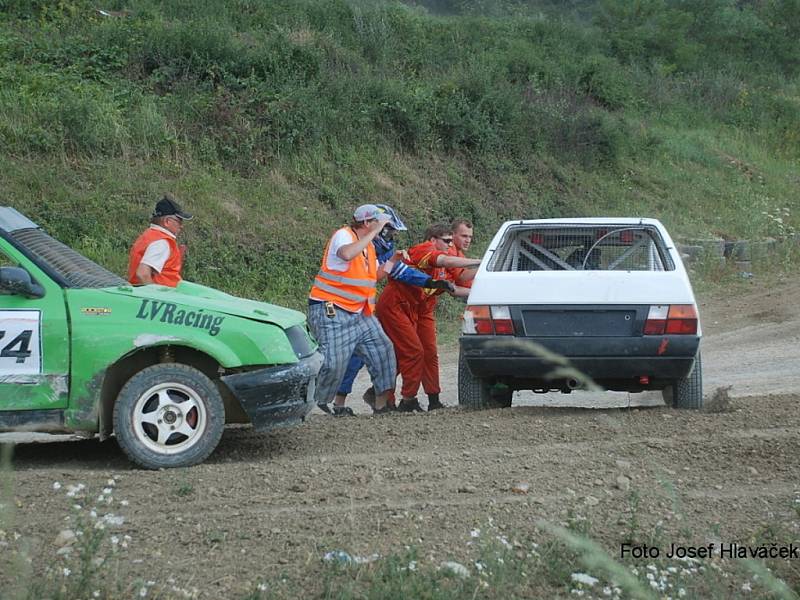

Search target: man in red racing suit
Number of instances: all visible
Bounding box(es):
[376,222,480,412]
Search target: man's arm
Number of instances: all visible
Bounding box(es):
[376,252,398,281]
[449,284,472,298]
[134,239,170,284]
[387,260,446,288]
[455,270,475,286]
[134,263,156,285]
[434,254,481,269]
[336,216,391,261]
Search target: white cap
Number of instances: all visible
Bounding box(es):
[353,204,383,222]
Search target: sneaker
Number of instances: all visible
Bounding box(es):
[333,406,355,417]
[370,400,395,414]
[397,397,424,413]
[427,398,445,411]
[317,403,332,415]
[362,386,376,409]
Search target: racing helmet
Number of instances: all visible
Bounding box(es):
[375,204,407,231]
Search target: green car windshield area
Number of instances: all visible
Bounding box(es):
[0,207,322,469]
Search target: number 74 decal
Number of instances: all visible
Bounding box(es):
[0,310,41,374]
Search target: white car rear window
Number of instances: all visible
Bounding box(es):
[488,224,674,272]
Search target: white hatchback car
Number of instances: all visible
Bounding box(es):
[459,218,702,409]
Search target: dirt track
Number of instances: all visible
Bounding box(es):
[2,278,799,597]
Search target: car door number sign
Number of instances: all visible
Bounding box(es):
[0,310,41,374]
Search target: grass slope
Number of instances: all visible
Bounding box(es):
[0,0,798,308]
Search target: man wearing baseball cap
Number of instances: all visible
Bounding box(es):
[308,204,398,415]
[127,194,192,287]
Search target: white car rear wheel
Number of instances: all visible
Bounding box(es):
[458,349,511,409]
[664,352,703,410]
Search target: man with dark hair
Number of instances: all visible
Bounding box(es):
[376,222,480,412]
[128,195,192,287]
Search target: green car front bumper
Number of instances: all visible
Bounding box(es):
[220,351,323,430]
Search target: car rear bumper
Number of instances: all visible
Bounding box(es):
[221,351,323,431]
[460,335,700,387]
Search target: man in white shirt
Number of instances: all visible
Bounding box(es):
[127,195,192,287]
[308,205,398,415]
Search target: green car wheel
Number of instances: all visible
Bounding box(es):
[113,363,225,469]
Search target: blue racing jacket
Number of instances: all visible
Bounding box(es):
[377,238,431,287]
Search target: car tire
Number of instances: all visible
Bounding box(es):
[664,352,703,410]
[488,385,513,409]
[113,363,225,469]
[458,348,489,408]
[458,348,511,409]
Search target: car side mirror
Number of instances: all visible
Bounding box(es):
[0,266,45,298]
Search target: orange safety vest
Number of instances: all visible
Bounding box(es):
[309,227,378,315]
[127,227,183,287]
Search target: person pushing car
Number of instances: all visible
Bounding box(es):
[329,204,454,416]
[376,222,481,412]
[309,204,400,415]
[446,217,477,292]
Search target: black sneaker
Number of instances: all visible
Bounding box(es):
[427,397,445,411]
[333,406,355,417]
[362,386,376,409]
[317,403,332,415]
[397,397,424,413]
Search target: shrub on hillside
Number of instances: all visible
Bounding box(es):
[519,85,627,167]
[431,82,498,151]
[0,61,180,159]
[595,0,698,71]
[362,77,431,150]
[553,108,625,168]
[0,0,93,21]
[596,0,800,77]
[578,55,634,110]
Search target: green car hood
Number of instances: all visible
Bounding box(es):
[102,281,307,329]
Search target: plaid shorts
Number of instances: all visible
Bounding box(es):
[308,302,396,406]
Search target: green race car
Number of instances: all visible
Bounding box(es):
[0,207,322,469]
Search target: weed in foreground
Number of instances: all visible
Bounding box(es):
[174,469,195,498]
[300,499,800,600]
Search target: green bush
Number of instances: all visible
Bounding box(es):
[578,55,634,110]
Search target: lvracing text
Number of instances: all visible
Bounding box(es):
[136,299,224,336]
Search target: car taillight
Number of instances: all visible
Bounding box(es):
[665,304,699,334]
[463,305,514,335]
[491,306,514,335]
[463,305,491,334]
[644,304,698,335]
[643,305,668,334]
